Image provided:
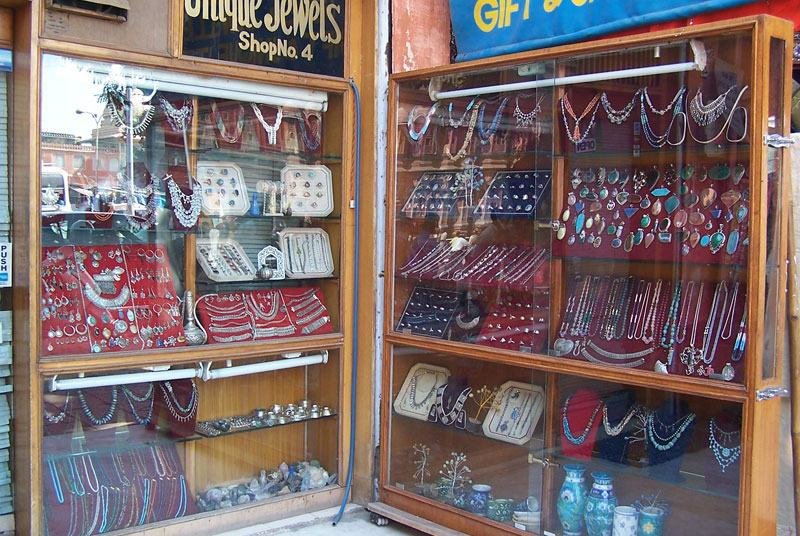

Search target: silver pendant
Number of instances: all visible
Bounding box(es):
[722,362,735,381]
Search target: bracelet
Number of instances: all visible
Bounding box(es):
[63,325,76,337]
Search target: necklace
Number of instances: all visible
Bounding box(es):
[681,282,705,375]
[407,103,440,141]
[122,383,155,425]
[720,282,740,339]
[687,85,749,144]
[647,411,696,451]
[660,281,682,349]
[675,280,695,344]
[689,85,735,126]
[640,87,686,148]
[298,110,321,150]
[164,174,202,228]
[210,100,245,143]
[709,417,741,472]
[513,95,542,127]
[160,380,198,422]
[157,95,193,132]
[560,93,601,143]
[581,348,645,368]
[602,403,641,436]
[84,282,131,309]
[732,310,747,362]
[443,102,481,161]
[601,89,640,124]
[44,392,71,423]
[435,384,470,426]
[446,99,476,127]
[105,88,155,136]
[408,371,438,409]
[476,98,508,144]
[702,281,728,365]
[626,279,646,339]
[643,86,685,115]
[562,394,603,445]
[641,279,663,344]
[77,387,118,425]
[251,103,283,145]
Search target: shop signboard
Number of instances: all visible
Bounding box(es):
[183,0,345,78]
[450,0,757,61]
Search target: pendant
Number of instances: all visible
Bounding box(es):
[640,195,651,209]
[681,164,694,181]
[571,177,582,189]
[579,187,589,198]
[611,237,622,248]
[710,208,723,219]
[709,164,731,180]
[633,228,644,245]
[674,210,688,228]
[585,217,593,229]
[640,214,651,227]
[608,169,620,184]
[575,202,585,212]
[658,233,672,243]
[654,360,669,374]
[599,187,609,200]
[726,229,740,254]
[651,188,670,197]
[646,168,660,189]
[683,192,699,208]
[720,189,742,209]
[624,233,634,252]
[585,192,598,201]
[553,338,575,356]
[665,195,680,214]
[616,191,629,204]
[607,200,616,211]
[575,213,585,234]
[722,362,735,381]
[557,225,566,240]
[606,223,616,235]
[733,164,746,185]
[568,235,576,245]
[561,208,570,221]
[644,232,655,248]
[710,226,726,253]
[690,230,701,248]
[627,194,642,204]
[590,201,602,212]
[624,207,638,219]
[700,235,711,247]
[681,244,689,255]
[567,192,576,205]
[678,184,689,195]
[584,169,596,183]
[651,198,662,215]
[688,210,705,226]
[698,167,708,182]
[700,187,717,208]
[736,205,748,223]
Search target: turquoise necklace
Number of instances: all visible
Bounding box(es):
[660,281,683,349]
[647,411,695,451]
[477,98,508,144]
[562,394,603,445]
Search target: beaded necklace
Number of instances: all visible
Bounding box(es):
[210,100,245,144]
[640,87,686,148]
[641,279,663,344]
[445,99,476,127]
[122,383,154,426]
[709,417,741,472]
[602,403,641,437]
[513,95,542,127]
[560,93,601,143]
[159,380,198,423]
[164,174,202,228]
[443,102,481,161]
[660,281,682,349]
[298,110,321,150]
[647,411,695,451]
[562,394,603,445]
[44,392,71,424]
[601,89,641,124]
[732,310,747,362]
[408,371,438,409]
[250,103,283,145]
[612,277,635,340]
[476,98,508,144]
[78,387,118,426]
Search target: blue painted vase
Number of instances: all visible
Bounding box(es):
[584,472,618,536]
[638,506,666,536]
[467,484,492,516]
[557,464,588,536]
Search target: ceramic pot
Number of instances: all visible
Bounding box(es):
[584,472,618,536]
[557,464,588,536]
[452,487,469,510]
[637,506,666,536]
[612,506,638,536]
[487,498,514,522]
[467,484,492,515]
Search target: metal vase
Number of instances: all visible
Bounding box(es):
[183,290,207,345]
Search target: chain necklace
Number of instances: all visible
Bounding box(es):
[122,383,155,425]
[443,102,481,161]
[701,281,728,365]
[602,403,641,436]
[513,95,542,127]
[408,371,438,409]
[709,417,741,472]
[613,277,636,340]
[560,93,601,143]
[210,100,245,143]
[157,95,194,131]
[298,110,321,150]
[689,85,735,126]
[44,392,71,424]
[627,279,646,339]
[675,280,695,344]
[165,174,202,228]
[647,411,695,451]
[435,384,470,426]
[77,387,118,426]
[720,282,740,339]
[601,89,641,124]
[643,86,685,115]
[445,99,476,127]
[160,380,198,422]
[562,394,602,445]
[681,282,705,375]
[251,103,283,145]
[640,87,686,148]
[641,279,663,344]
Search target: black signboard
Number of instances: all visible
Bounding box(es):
[183,0,345,78]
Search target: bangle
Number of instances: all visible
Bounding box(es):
[75,324,88,335]
[63,325,76,337]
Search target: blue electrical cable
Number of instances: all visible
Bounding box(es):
[332,78,361,526]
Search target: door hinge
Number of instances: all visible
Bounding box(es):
[756,387,788,401]
[763,134,795,148]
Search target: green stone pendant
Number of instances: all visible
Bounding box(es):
[665,195,680,214]
[633,228,644,245]
[607,224,616,235]
[640,214,651,227]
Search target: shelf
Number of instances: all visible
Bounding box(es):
[553,254,748,271]
[395,273,550,294]
[196,275,340,290]
[393,411,545,452]
[190,147,342,165]
[546,450,739,502]
[553,143,752,159]
[202,214,341,222]
[43,413,336,461]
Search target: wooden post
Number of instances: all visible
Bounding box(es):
[789,201,800,536]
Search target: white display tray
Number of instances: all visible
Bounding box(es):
[196,237,257,282]
[197,161,251,216]
[281,165,334,217]
[393,363,451,421]
[278,228,334,278]
[482,381,545,445]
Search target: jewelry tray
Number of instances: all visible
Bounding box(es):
[196,237,257,282]
[393,363,451,421]
[400,171,458,219]
[281,164,334,217]
[197,161,251,216]
[278,228,335,278]
[473,170,552,219]
[482,381,545,445]
[395,287,462,338]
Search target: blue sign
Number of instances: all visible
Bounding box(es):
[450,0,756,61]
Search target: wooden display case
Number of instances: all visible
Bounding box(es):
[376,15,792,536]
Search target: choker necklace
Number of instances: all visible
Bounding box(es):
[158,95,194,132]
[409,371,438,409]
[560,93,601,144]
[210,100,245,143]
[164,174,202,228]
[687,85,749,144]
[513,95,543,127]
[562,394,603,445]
[647,411,695,451]
[84,283,131,309]
[407,103,440,141]
[78,387,119,426]
[689,85,735,126]
[435,384,470,426]
[298,110,321,150]
[251,103,283,145]
[708,417,741,472]
[602,403,641,437]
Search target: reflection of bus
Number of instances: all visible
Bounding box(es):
[41,165,91,213]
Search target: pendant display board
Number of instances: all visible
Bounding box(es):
[481,381,545,445]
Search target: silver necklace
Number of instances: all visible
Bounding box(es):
[680,282,705,375]
[513,95,543,127]
[708,417,741,472]
[165,174,202,227]
[601,89,640,124]
[409,371,437,409]
[251,103,283,145]
[84,283,131,309]
[689,86,735,126]
[157,95,193,131]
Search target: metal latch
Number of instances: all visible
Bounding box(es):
[529,454,560,469]
[763,134,796,148]
[756,387,789,401]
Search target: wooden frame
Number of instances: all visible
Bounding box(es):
[376,15,793,536]
[8,0,380,533]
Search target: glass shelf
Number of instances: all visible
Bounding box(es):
[396,148,554,163]
[190,147,342,164]
[553,143,752,159]
[196,275,340,291]
[553,254,748,271]
[195,413,337,439]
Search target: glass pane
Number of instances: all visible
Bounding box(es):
[388,345,546,532]
[39,54,343,359]
[544,376,741,536]
[42,351,339,533]
[761,36,787,381]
